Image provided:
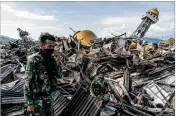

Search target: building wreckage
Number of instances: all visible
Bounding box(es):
[0,8,175,116]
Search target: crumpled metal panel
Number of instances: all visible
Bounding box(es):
[1,80,19,90]
[1,105,25,116]
[2,97,25,104]
[60,87,103,116]
[1,79,25,92]
[53,91,70,116]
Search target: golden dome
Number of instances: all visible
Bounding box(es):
[147,8,159,16]
[73,30,97,46]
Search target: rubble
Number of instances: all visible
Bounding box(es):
[0,27,175,116]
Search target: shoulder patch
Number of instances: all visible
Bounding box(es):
[26,71,30,75]
[25,63,33,76]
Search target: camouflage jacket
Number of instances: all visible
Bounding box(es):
[24,52,62,105]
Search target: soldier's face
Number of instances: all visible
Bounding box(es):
[41,39,55,49]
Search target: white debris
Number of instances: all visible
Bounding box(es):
[143,81,172,106]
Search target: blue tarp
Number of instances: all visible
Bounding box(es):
[142,37,162,43]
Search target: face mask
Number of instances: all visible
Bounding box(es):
[42,49,54,56]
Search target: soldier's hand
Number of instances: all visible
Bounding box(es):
[27,105,35,113]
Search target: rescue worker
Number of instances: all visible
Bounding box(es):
[24,33,62,116]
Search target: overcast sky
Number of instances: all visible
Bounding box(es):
[1,1,175,40]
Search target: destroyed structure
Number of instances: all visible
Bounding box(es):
[0,8,175,116]
[130,8,159,38]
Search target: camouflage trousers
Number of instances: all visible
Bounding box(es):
[26,92,55,116]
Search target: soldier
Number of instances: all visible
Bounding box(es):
[24,33,62,116]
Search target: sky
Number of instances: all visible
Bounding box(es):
[1,1,175,40]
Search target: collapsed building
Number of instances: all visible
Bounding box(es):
[0,8,175,116]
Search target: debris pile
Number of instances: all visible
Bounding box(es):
[0,32,175,116]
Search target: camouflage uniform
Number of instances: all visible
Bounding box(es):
[24,52,62,116]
